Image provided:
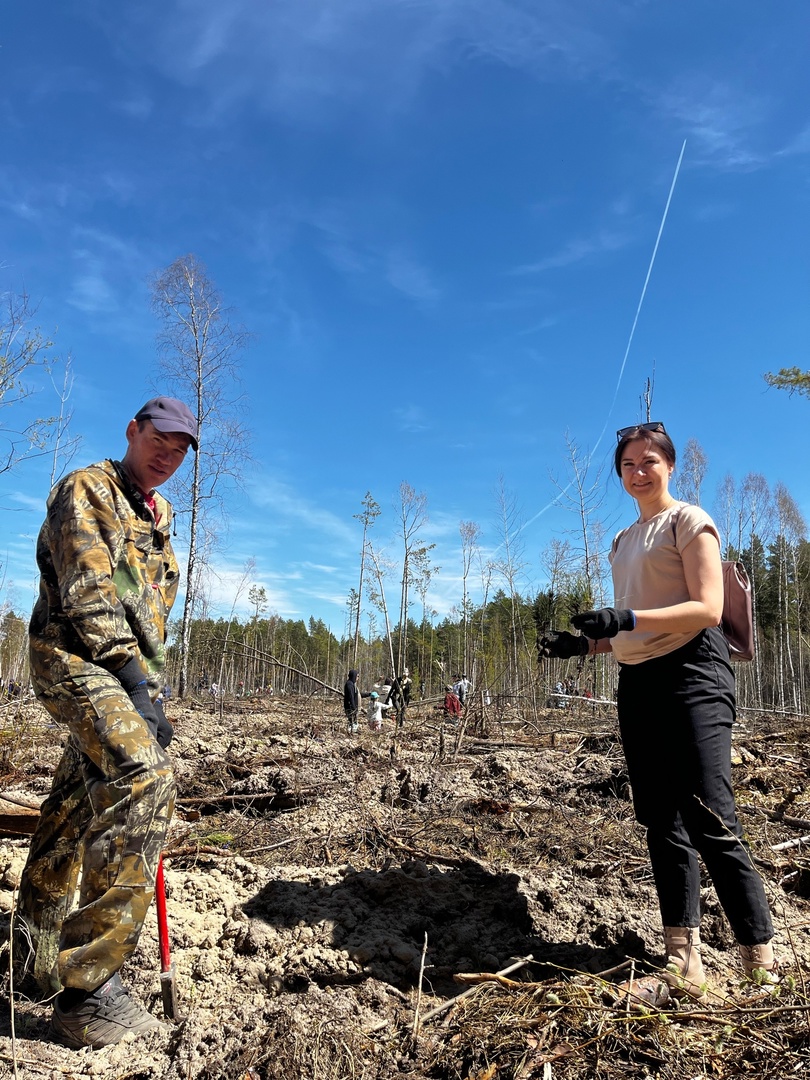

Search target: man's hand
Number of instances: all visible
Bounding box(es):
[571,608,635,639]
[538,631,589,660]
[152,699,174,749]
[116,657,173,748]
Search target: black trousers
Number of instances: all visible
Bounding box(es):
[617,627,773,946]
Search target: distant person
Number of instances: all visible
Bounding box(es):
[366,691,392,733]
[442,685,462,725]
[388,668,411,727]
[400,668,412,705]
[456,674,471,706]
[374,675,393,705]
[15,395,196,1048]
[540,420,778,999]
[343,669,360,733]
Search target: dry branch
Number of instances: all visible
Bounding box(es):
[418,955,534,1025]
[215,639,342,696]
[177,787,319,812]
[740,804,810,830]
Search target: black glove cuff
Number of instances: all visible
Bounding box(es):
[116,656,148,693]
[617,608,636,633]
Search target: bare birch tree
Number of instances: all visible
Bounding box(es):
[459,520,481,675]
[772,483,806,711]
[395,483,433,675]
[740,473,773,704]
[48,357,81,486]
[151,254,252,697]
[714,473,741,556]
[551,435,609,608]
[0,290,62,476]
[366,542,396,678]
[675,437,708,507]
[353,492,380,666]
[493,478,530,691]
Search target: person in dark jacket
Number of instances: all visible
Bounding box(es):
[343,669,360,733]
[388,669,410,729]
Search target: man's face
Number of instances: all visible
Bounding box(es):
[122,419,191,492]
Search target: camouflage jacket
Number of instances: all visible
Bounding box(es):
[29,459,180,694]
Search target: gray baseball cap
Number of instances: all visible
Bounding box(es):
[135,396,198,451]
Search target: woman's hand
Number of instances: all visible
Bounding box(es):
[538,631,589,660]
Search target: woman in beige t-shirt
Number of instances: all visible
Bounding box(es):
[541,422,776,1001]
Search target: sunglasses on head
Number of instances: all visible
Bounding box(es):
[616,421,667,442]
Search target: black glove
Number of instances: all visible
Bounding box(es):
[152,698,174,749]
[571,607,635,640]
[116,657,172,748]
[538,631,589,660]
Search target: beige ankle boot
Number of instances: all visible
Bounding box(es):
[739,942,779,985]
[662,926,709,1002]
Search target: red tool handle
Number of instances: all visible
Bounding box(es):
[156,855,171,975]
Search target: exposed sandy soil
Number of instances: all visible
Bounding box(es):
[2,693,810,1079]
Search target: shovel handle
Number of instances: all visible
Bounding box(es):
[155,854,181,1020]
[156,855,171,974]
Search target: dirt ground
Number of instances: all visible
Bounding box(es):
[2,692,810,1079]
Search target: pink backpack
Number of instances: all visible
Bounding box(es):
[721,560,754,662]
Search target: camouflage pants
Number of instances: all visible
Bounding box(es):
[16,672,175,994]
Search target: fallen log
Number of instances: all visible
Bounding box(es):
[0,795,42,835]
[0,808,40,835]
[739,804,810,831]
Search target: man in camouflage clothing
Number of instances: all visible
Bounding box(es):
[15,396,197,1048]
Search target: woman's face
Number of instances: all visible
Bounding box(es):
[618,437,673,505]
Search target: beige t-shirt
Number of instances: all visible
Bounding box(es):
[608,501,721,665]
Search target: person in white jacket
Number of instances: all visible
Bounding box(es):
[367,691,392,732]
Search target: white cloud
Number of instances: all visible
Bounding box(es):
[394,405,431,434]
[6,492,46,513]
[513,228,628,274]
[385,249,441,303]
[246,476,357,547]
[0,199,39,222]
[195,561,299,619]
[67,268,119,314]
[108,0,620,123]
[778,123,810,158]
[655,77,767,171]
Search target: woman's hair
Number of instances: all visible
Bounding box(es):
[614,426,677,477]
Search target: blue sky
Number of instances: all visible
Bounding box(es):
[1,1,809,635]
